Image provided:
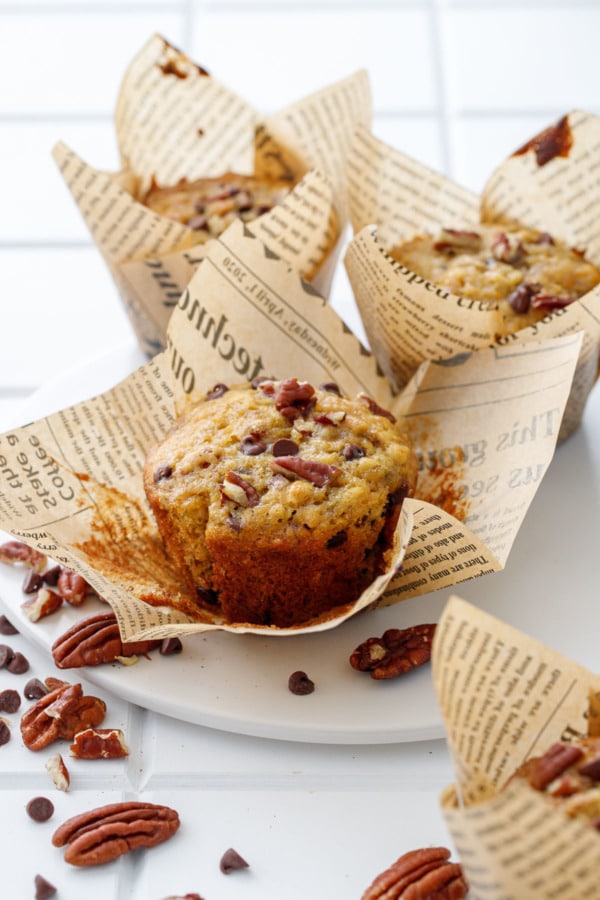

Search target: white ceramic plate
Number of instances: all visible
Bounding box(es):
[0,343,599,743]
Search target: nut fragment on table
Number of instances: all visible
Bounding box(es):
[361,846,468,899]
[21,587,63,622]
[0,540,46,572]
[350,624,437,679]
[70,727,129,759]
[56,568,89,606]
[51,612,160,668]
[46,752,70,791]
[20,682,106,751]
[52,800,180,866]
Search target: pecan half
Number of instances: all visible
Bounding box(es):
[56,569,89,606]
[20,683,106,751]
[361,846,468,900]
[350,624,436,680]
[70,728,129,760]
[0,540,46,572]
[52,801,180,866]
[51,612,160,668]
[270,455,340,487]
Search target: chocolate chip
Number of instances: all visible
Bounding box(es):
[160,637,183,656]
[0,644,14,668]
[343,443,366,460]
[0,615,17,635]
[288,670,315,695]
[319,381,342,395]
[26,796,54,823]
[272,438,299,457]
[578,756,600,781]
[34,875,57,900]
[23,570,43,594]
[0,689,20,713]
[154,464,173,482]
[24,678,49,700]
[326,530,347,549]
[7,651,29,674]
[206,383,229,400]
[219,847,249,874]
[196,586,219,606]
[241,433,266,456]
[507,282,534,314]
[0,719,10,746]
[42,565,62,587]
[227,514,242,532]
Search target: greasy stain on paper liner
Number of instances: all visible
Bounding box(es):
[404,416,470,523]
[513,114,573,167]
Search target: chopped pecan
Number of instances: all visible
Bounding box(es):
[433,228,481,253]
[46,752,70,791]
[357,394,396,423]
[270,455,340,487]
[52,801,180,866]
[350,624,436,680]
[0,540,46,572]
[491,231,523,264]
[21,588,63,622]
[20,682,106,751]
[56,569,89,606]
[273,378,315,420]
[531,293,576,311]
[361,846,468,900]
[522,742,584,790]
[221,471,260,507]
[70,727,129,759]
[51,612,160,668]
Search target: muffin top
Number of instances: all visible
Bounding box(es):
[140,171,291,242]
[390,223,600,336]
[144,378,417,539]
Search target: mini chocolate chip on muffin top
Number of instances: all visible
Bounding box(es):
[143,379,418,627]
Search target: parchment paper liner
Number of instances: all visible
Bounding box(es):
[52,33,372,355]
[345,110,600,442]
[433,595,600,899]
[0,220,582,641]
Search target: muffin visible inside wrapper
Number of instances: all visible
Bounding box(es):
[53,33,372,355]
[345,111,600,441]
[433,596,600,899]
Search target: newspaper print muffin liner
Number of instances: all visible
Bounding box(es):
[345,109,600,442]
[433,596,600,899]
[0,217,584,640]
[53,33,372,355]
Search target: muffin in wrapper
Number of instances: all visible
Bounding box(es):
[53,33,372,355]
[432,596,600,899]
[345,110,600,441]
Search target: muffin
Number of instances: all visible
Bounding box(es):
[510,736,600,830]
[140,171,292,244]
[143,378,418,627]
[390,224,600,339]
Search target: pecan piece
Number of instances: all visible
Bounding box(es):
[361,846,468,900]
[491,231,523,264]
[51,612,160,668]
[350,624,436,680]
[46,752,70,791]
[52,801,180,866]
[56,569,89,606]
[270,455,340,487]
[433,228,481,253]
[221,471,260,507]
[20,683,106,751]
[357,394,396,423]
[531,293,576,311]
[521,742,584,790]
[273,378,315,420]
[70,727,129,760]
[0,540,46,572]
[21,587,63,622]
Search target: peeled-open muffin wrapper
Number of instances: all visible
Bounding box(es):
[0,216,584,639]
[345,110,600,442]
[433,596,600,899]
[53,33,372,355]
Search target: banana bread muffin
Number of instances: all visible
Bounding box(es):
[390,224,600,339]
[140,171,292,243]
[143,378,418,627]
[510,736,600,830]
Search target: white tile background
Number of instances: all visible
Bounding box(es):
[1,0,599,405]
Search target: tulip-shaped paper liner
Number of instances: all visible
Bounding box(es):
[0,220,582,641]
[432,595,600,899]
[345,111,600,442]
[52,33,372,355]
